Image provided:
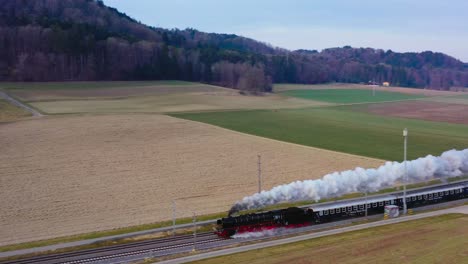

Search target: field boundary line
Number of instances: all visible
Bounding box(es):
[170,115,385,163]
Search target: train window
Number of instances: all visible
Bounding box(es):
[330,209,334,214]
[319,211,323,216]
[418,195,422,200]
[348,206,352,212]
[434,193,438,198]
[423,195,428,199]
[366,204,370,209]
[372,202,377,208]
[445,191,449,195]
[385,201,390,205]
[379,202,383,206]
[324,210,328,215]
[439,192,443,196]
[359,204,364,210]
[412,196,416,201]
[450,190,454,194]
[353,206,358,211]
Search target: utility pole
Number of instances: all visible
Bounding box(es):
[172,200,176,236]
[403,128,408,215]
[365,190,368,218]
[192,212,197,252]
[258,155,262,193]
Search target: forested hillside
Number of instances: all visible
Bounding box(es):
[0,0,467,90]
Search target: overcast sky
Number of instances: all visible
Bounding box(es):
[104,0,468,62]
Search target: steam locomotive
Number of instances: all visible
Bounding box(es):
[216,207,317,237]
[216,180,468,237]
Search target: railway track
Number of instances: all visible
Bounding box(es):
[0,232,224,264]
[2,179,467,264]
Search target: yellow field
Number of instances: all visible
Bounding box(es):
[28,92,329,114]
[5,82,329,114]
[0,114,382,246]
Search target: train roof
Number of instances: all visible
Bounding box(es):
[309,180,467,212]
[310,194,396,211]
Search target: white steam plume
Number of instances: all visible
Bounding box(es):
[229,149,468,215]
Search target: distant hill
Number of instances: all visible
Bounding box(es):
[0,0,467,90]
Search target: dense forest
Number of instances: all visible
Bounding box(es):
[0,0,467,91]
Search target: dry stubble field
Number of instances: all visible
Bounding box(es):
[6,82,329,114]
[0,114,383,246]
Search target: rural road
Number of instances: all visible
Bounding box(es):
[0,90,43,117]
[159,205,468,264]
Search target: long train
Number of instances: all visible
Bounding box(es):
[216,180,468,237]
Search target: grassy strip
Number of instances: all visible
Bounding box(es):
[0,224,215,263]
[173,106,468,161]
[0,212,224,253]
[191,213,468,264]
[280,89,423,103]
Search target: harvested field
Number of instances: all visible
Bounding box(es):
[193,214,468,264]
[28,93,327,114]
[3,81,328,114]
[7,82,229,102]
[0,99,31,122]
[0,114,382,246]
[274,83,467,96]
[349,100,468,125]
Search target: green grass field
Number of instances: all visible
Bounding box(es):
[280,89,424,104]
[174,107,468,161]
[192,214,468,264]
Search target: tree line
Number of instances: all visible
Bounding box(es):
[0,0,466,91]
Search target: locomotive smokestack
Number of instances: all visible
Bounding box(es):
[229,148,468,213]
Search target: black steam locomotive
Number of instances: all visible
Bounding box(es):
[216,180,468,237]
[216,207,317,237]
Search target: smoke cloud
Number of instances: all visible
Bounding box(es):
[229,149,468,215]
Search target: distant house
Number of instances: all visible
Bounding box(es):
[382,82,390,87]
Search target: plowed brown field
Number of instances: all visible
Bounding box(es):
[0,114,382,246]
[360,101,468,125]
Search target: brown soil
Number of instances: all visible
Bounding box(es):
[0,114,382,246]
[362,100,468,125]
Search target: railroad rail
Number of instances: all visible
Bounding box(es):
[0,233,223,264]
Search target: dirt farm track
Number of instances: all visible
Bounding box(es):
[0,114,383,246]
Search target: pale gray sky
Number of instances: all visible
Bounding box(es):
[105,0,468,62]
